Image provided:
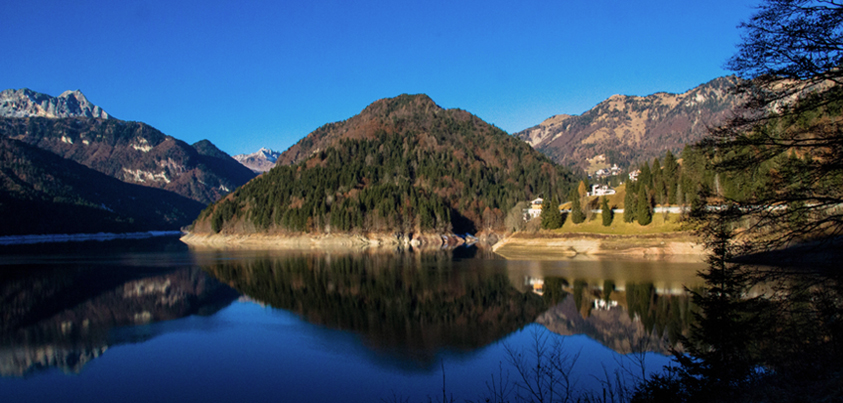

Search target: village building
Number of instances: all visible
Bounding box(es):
[628,169,641,181]
[588,184,616,197]
[525,197,544,219]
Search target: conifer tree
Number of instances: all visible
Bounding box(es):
[637,186,652,225]
[540,196,563,229]
[623,184,637,223]
[570,190,585,224]
[601,196,613,227]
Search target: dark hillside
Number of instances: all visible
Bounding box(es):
[0,136,204,236]
[0,118,256,204]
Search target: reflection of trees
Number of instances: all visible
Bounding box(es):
[624,284,695,348]
[535,277,695,355]
[201,251,546,358]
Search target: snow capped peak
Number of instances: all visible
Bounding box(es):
[233,147,281,172]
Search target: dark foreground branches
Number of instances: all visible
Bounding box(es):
[633,207,843,402]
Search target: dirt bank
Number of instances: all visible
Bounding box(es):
[179,231,466,250]
[492,232,704,261]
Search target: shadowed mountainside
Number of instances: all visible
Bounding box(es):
[0,136,205,235]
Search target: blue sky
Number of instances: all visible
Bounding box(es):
[2,0,757,155]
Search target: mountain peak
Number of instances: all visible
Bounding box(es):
[0,88,111,119]
[360,93,442,118]
[233,147,281,173]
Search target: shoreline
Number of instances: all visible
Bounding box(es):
[0,231,182,246]
[492,231,705,261]
[179,231,468,250]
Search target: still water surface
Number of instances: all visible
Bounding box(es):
[0,237,704,402]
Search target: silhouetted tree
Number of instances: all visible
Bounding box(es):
[701,0,843,253]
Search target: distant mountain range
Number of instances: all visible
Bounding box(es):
[233,147,280,172]
[0,88,257,235]
[515,76,744,168]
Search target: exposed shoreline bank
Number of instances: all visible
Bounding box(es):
[179,232,468,250]
[492,232,705,261]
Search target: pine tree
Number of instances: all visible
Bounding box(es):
[570,190,585,224]
[623,184,637,223]
[601,197,613,227]
[540,196,563,229]
[637,186,652,225]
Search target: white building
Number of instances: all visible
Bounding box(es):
[526,198,543,219]
[588,184,616,197]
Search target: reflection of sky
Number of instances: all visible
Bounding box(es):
[1,300,673,403]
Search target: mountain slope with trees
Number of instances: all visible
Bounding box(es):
[0,116,256,205]
[0,136,204,236]
[190,94,579,237]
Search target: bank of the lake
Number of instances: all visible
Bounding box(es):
[179,231,467,249]
[493,232,704,261]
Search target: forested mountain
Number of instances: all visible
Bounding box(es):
[0,116,256,204]
[515,76,743,169]
[0,136,204,236]
[192,94,579,236]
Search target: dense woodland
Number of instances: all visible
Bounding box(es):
[197,94,579,235]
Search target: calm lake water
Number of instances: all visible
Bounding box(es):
[0,236,705,403]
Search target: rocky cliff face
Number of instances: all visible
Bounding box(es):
[233,147,280,172]
[515,76,744,168]
[0,88,111,119]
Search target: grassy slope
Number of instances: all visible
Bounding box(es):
[554,212,689,235]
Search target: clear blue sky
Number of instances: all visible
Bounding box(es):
[1,0,758,155]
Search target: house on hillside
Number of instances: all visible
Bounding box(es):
[628,169,641,181]
[588,184,616,197]
[526,198,543,219]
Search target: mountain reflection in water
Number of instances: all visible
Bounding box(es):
[0,241,239,377]
[197,249,547,366]
[0,239,708,402]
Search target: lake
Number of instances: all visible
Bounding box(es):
[0,236,705,403]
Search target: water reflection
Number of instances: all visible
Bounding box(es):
[195,250,705,361]
[0,244,699,401]
[0,264,238,377]
[502,259,705,355]
[197,249,547,366]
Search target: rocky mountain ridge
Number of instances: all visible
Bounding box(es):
[233,147,280,172]
[515,76,744,168]
[0,88,111,120]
